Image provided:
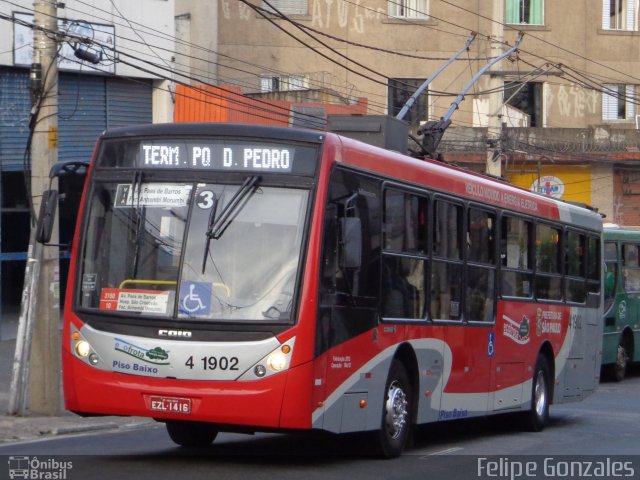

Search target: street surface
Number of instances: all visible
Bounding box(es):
[1,371,639,480]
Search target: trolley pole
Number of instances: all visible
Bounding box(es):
[486,0,506,177]
[10,0,61,416]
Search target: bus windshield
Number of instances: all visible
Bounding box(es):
[78,179,309,323]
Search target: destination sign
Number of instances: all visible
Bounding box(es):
[139,142,294,173]
[97,137,319,176]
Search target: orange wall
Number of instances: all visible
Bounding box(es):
[174,85,367,127]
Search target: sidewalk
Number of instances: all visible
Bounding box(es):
[0,315,153,444]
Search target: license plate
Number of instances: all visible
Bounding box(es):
[149,396,191,414]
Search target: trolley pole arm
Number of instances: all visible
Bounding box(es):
[418,33,524,158]
[395,32,477,121]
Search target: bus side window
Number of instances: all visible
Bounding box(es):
[465,208,496,322]
[431,199,463,320]
[622,244,640,292]
[319,168,381,300]
[381,189,427,320]
[500,216,532,298]
[565,231,586,303]
[586,235,601,298]
[535,223,562,301]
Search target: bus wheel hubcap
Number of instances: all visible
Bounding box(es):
[534,370,547,418]
[385,380,408,439]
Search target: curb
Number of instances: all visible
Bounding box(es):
[48,422,121,436]
[0,417,156,444]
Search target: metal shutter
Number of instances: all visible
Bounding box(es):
[261,0,308,15]
[0,69,30,171]
[602,0,610,29]
[59,74,107,162]
[106,78,152,129]
[602,84,618,120]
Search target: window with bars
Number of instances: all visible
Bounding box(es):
[261,0,308,15]
[603,0,637,30]
[260,75,309,93]
[506,0,544,25]
[388,0,428,19]
[602,84,636,121]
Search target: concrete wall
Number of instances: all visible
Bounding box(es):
[174,0,218,85]
[202,1,640,130]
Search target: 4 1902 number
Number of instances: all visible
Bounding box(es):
[185,355,239,371]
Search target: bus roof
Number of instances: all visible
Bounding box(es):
[99,122,327,145]
[603,225,640,240]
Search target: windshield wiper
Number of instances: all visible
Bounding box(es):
[201,176,259,274]
[210,175,259,239]
[202,193,219,274]
[131,171,145,278]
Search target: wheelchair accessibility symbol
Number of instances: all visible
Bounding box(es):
[179,282,211,315]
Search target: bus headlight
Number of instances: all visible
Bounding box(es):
[75,340,91,357]
[71,329,100,365]
[267,352,287,372]
[239,337,295,380]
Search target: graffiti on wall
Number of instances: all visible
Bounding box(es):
[546,84,598,119]
[221,0,389,34]
[613,196,625,225]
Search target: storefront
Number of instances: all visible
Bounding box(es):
[0,67,152,316]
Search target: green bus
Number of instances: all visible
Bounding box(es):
[603,225,640,380]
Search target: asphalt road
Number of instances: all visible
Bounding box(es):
[1,371,639,480]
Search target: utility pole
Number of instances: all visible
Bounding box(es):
[10,0,61,416]
[30,0,61,415]
[486,0,506,177]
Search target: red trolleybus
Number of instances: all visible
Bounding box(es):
[58,123,602,456]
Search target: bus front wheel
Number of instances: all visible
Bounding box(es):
[522,355,550,432]
[373,360,412,458]
[165,420,218,447]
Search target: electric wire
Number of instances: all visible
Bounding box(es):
[5,1,640,163]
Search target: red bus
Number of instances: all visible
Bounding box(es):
[55,123,603,457]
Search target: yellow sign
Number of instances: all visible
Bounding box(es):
[507,165,592,205]
[48,126,58,149]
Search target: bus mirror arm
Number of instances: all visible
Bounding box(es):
[35,160,89,246]
[49,160,89,179]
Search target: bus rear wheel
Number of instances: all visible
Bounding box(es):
[165,420,218,447]
[373,360,412,458]
[522,355,550,432]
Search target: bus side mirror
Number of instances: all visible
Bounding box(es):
[339,217,362,270]
[36,189,59,244]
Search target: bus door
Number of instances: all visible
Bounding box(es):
[434,202,496,417]
[315,170,382,433]
[489,214,534,412]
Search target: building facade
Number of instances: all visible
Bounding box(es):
[176,0,640,224]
